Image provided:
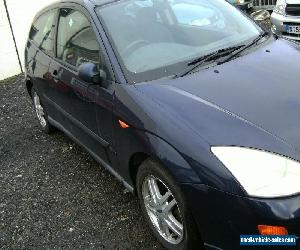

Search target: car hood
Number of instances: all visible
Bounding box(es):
[134,38,300,160]
[286,0,300,4]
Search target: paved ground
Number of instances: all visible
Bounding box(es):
[0,75,163,249]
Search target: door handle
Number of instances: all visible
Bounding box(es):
[52,70,60,81]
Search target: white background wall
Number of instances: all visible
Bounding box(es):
[0,0,56,80]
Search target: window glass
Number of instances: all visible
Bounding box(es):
[29,9,57,53]
[97,0,261,83]
[57,9,100,68]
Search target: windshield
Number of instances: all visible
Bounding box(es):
[97,0,261,83]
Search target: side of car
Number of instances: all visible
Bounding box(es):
[25,3,117,169]
[24,1,207,249]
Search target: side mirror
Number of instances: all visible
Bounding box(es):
[78,62,106,84]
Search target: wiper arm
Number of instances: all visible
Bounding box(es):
[217,31,269,66]
[176,45,245,78]
[245,31,269,50]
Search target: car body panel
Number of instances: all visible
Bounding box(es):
[181,182,300,249]
[271,0,300,41]
[133,38,300,159]
[287,0,300,4]
[271,12,300,41]
[150,39,300,151]
[112,82,242,193]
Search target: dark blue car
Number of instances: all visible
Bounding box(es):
[25,0,300,249]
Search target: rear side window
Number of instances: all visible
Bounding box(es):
[56,9,100,68]
[29,9,57,53]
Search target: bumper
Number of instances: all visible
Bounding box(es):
[271,12,300,41]
[181,183,300,250]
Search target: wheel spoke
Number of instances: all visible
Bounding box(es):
[144,195,156,213]
[159,191,171,206]
[148,178,161,205]
[162,220,171,238]
[163,198,176,213]
[37,105,44,115]
[164,214,183,237]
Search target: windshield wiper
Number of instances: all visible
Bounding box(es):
[175,45,245,78]
[217,31,269,66]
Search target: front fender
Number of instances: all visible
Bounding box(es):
[113,123,202,187]
[113,83,244,195]
[137,130,202,184]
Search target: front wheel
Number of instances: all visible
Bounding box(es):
[136,159,203,250]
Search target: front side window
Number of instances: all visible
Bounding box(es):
[57,9,100,68]
[29,9,57,53]
[97,0,262,83]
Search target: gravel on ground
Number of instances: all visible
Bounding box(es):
[0,75,162,249]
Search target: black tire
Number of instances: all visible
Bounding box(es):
[31,87,55,134]
[136,159,203,250]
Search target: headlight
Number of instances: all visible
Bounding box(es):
[212,147,300,198]
[273,0,286,15]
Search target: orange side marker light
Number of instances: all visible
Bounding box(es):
[118,120,130,129]
[258,225,288,235]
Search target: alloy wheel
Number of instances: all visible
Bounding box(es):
[33,91,47,128]
[142,176,184,245]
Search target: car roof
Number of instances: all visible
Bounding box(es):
[33,0,102,21]
[89,0,116,5]
[47,0,115,7]
[35,0,114,15]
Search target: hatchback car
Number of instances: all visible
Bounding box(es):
[25,0,300,249]
[271,0,300,41]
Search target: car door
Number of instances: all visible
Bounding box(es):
[47,6,115,166]
[25,8,58,98]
